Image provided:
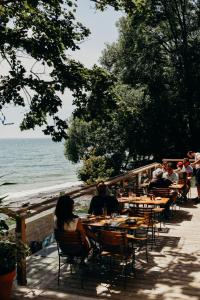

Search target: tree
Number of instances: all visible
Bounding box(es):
[0,0,96,141]
[65,0,200,183]
[100,1,200,154]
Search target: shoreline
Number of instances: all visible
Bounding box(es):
[3,181,87,209]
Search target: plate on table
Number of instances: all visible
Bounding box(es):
[155,197,162,201]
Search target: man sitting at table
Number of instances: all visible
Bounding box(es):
[163,164,179,183]
[148,171,175,219]
[88,181,119,216]
[149,170,172,189]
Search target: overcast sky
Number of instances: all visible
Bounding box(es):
[0,1,122,139]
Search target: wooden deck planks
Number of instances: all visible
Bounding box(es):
[12,187,200,300]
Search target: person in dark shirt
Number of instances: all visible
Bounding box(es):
[149,170,172,189]
[149,170,173,219]
[88,181,119,216]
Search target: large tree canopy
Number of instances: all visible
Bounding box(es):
[100,0,200,153]
[65,0,200,182]
[0,0,115,140]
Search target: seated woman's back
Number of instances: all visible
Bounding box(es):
[55,195,90,254]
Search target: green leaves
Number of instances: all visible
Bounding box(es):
[0,0,90,140]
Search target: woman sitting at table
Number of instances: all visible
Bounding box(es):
[55,194,91,255]
[88,181,119,216]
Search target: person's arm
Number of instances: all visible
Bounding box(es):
[114,196,119,213]
[191,154,200,167]
[76,218,90,248]
[173,172,179,183]
[88,197,94,214]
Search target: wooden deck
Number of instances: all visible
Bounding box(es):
[12,188,200,300]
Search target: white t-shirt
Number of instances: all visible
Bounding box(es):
[152,168,162,179]
[163,171,179,183]
[195,152,200,169]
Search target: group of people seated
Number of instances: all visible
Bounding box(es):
[148,158,193,200]
[54,182,119,257]
[54,150,200,257]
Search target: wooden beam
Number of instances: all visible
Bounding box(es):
[16,215,27,286]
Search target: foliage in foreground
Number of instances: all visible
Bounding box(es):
[0,0,115,141]
[0,186,29,275]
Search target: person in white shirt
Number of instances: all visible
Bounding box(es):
[187,151,200,201]
[163,164,179,183]
[152,164,163,179]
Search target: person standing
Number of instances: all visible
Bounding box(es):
[187,151,200,202]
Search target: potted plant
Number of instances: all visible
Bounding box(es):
[0,195,29,300]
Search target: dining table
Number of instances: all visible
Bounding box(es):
[82,215,145,231]
[169,183,184,191]
[117,195,170,206]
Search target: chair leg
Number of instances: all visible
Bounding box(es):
[123,259,127,289]
[58,255,61,286]
[145,241,148,262]
[132,248,136,277]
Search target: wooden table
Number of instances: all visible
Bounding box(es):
[169,183,184,190]
[118,196,170,206]
[82,215,144,230]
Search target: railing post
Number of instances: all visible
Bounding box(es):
[138,172,141,186]
[15,215,27,286]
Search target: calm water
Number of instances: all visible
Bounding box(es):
[0,138,80,199]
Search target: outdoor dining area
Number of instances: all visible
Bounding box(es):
[10,159,200,300]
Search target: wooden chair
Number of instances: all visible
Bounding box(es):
[129,207,155,251]
[149,187,170,198]
[98,230,135,288]
[127,224,150,262]
[54,229,89,287]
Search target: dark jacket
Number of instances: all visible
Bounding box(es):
[149,178,172,189]
[88,195,119,216]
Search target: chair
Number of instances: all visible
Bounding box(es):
[128,207,155,251]
[127,224,150,263]
[98,230,135,288]
[54,229,89,287]
[149,187,170,198]
[148,187,175,217]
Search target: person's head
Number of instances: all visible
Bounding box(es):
[96,181,107,196]
[183,157,190,166]
[162,161,169,171]
[156,170,163,179]
[167,163,174,175]
[187,151,195,159]
[177,161,183,169]
[156,164,162,169]
[55,195,74,229]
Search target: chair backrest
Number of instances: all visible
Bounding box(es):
[149,187,170,197]
[54,229,85,257]
[133,187,146,196]
[131,207,153,225]
[98,230,128,254]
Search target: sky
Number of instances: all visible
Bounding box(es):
[0,1,122,139]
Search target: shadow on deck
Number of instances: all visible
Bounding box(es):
[13,190,200,300]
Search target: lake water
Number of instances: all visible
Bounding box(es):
[0,138,81,200]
